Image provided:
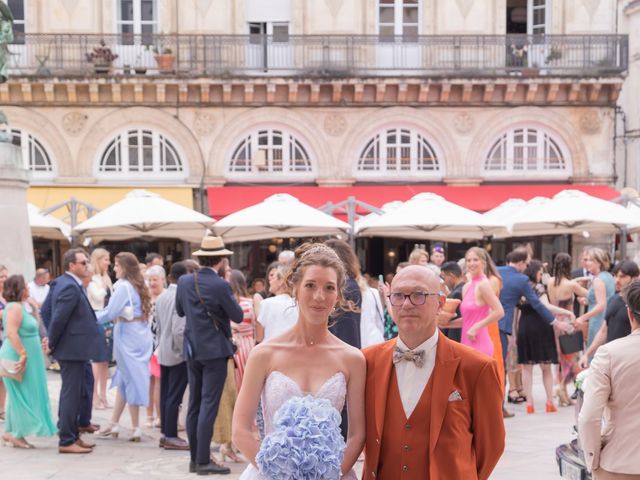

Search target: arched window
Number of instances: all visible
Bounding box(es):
[356,128,441,178]
[484,127,570,178]
[97,129,186,180]
[228,128,313,178]
[9,129,55,178]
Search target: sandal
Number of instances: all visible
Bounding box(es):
[507,389,527,404]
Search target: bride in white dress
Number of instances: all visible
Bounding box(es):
[232,244,366,479]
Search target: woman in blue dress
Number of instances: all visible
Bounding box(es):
[96,252,153,442]
[577,247,615,349]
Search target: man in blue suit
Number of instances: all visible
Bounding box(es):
[497,249,572,416]
[176,235,243,475]
[44,248,102,454]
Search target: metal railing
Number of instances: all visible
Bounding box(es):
[6,33,628,77]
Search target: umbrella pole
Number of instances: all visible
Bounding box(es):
[347,196,356,249]
[620,227,628,261]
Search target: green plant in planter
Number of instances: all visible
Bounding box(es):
[86,40,118,74]
[545,45,562,64]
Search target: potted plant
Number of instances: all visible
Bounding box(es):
[134,53,147,75]
[86,40,118,74]
[545,45,563,64]
[153,47,175,73]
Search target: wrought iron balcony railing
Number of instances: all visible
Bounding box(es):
[6,33,628,78]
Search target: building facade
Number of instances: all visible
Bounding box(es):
[1,0,635,269]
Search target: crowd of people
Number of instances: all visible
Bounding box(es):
[0,237,639,479]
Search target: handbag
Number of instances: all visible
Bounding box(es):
[193,271,238,354]
[0,358,24,382]
[559,331,584,355]
[120,283,135,321]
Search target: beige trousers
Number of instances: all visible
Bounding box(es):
[594,468,640,480]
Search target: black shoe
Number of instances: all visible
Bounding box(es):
[195,462,231,475]
[189,461,196,473]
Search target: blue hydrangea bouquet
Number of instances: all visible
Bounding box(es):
[256,395,346,480]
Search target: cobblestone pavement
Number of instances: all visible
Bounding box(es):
[0,369,574,479]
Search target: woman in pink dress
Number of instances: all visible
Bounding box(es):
[460,247,504,357]
[229,270,256,390]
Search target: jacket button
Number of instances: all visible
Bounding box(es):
[403,444,410,452]
[402,465,409,472]
[375,438,379,444]
[372,472,376,478]
[405,424,411,430]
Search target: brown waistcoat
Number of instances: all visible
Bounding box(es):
[378,367,434,480]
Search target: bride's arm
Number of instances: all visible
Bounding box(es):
[232,345,269,467]
[341,349,367,477]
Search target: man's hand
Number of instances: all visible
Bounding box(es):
[553,319,574,334]
[579,353,589,369]
[437,310,456,328]
[41,337,50,354]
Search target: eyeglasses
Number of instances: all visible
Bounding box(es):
[75,260,88,266]
[388,291,441,306]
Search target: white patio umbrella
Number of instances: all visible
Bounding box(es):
[356,192,508,241]
[354,201,404,232]
[483,197,552,238]
[211,193,351,242]
[504,190,638,237]
[28,203,71,241]
[74,189,214,242]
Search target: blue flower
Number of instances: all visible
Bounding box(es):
[256,395,346,480]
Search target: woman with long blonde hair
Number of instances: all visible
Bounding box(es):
[96,252,153,442]
[460,247,504,358]
[473,248,506,389]
[88,248,113,409]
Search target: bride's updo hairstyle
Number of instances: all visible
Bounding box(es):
[283,242,352,313]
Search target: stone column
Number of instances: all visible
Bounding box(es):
[0,142,35,279]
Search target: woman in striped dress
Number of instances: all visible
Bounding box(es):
[229,270,256,390]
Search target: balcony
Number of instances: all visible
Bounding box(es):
[6,33,628,78]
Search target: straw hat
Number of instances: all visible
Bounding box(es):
[193,235,233,256]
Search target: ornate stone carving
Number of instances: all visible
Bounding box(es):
[453,112,474,135]
[579,110,601,135]
[323,113,347,137]
[582,0,601,19]
[455,0,474,18]
[193,112,215,136]
[62,111,87,135]
[61,0,80,17]
[325,0,344,18]
[196,0,215,15]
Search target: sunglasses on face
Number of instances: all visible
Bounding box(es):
[75,260,88,266]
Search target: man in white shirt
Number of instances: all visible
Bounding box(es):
[362,266,505,480]
[28,268,50,308]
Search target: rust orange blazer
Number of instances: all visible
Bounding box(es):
[362,333,505,480]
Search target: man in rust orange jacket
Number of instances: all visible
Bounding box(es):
[363,266,505,480]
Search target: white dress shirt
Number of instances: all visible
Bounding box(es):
[395,330,439,418]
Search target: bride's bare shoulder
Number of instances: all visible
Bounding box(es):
[332,341,365,371]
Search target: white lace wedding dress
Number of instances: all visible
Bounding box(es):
[239,370,357,480]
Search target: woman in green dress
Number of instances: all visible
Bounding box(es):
[0,275,56,448]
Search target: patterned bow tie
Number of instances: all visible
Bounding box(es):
[393,347,425,368]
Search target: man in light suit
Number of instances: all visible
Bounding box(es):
[578,281,640,480]
[175,236,243,475]
[45,248,102,454]
[362,266,505,480]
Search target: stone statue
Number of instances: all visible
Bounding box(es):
[0,2,13,142]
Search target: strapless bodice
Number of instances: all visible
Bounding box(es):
[261,370,346,435]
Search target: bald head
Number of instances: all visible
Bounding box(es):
[392,265,441,290]
[389,265,445,349]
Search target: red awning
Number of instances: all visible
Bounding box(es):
[207,184,620,220]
